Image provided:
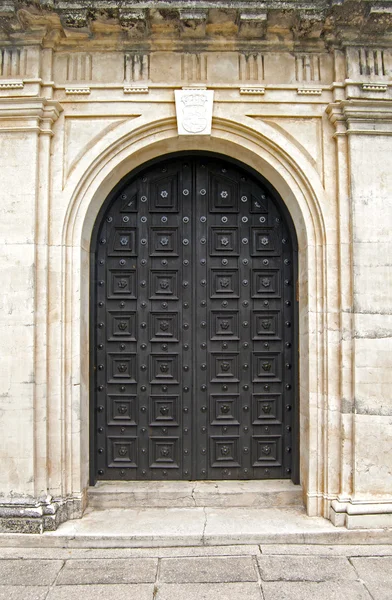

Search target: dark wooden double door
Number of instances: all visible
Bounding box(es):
[91,155,298,483]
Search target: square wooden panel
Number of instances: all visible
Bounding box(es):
[252,394,282,424]
[208,173,239,212]
[210,436,241,467]
[107,395,137,426]
[210,228,239,255]
[251,228,279,256]
[149,270,179,299]
[252,311,281,340]
[252,353,281,382]
[107,436,137,467]
[150,437,180,468]
[210,269,240,298]
[210,353,239,382]
[107,311,137,341]
[149,312,179,341]
[150,395,179,426]
[108,270,137,299]
[118,185,138,213]
[108,227,137,256]
[249,192,268,213]
[107,353,137,383]
[148,173,179,212]
[150,354,179,383]
[150,227,179,256]
[210,394,240,425]
[252,436,282,467]
[251,269,281,299]
[210,311,239,340]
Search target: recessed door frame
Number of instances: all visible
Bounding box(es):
[89,151,299,485]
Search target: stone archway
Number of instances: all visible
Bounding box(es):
[57,117,333,519]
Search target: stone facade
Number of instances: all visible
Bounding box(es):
[0,0,391,532]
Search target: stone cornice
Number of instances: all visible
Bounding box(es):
[327,99,392,134]
[0,97,63,133]
[0,1,392,49]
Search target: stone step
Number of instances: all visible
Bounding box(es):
[88,480,303,510]
[2,507,392,549]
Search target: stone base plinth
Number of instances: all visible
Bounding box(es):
[330,500,392,530]
[0,495,85,534]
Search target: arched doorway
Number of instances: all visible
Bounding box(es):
[90,152,298,484]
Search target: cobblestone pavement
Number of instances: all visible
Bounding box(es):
[0,544,392,599]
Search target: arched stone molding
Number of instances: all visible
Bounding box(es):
[47,115,342,521]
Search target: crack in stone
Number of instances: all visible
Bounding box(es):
[191,485,197,507]
[43,558,66,600]
[201,506,207,545]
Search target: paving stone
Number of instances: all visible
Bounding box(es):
[0,586,49,600]
[56,558,157,584]
[46,584,154,600]
[155,545,261,557]
[257,555,357,581]
[356,583,391,600]
[260,544,392,556]
[0,559,63,585]
[261,581,372,600]
[350,557,392,600]
[159,556,258,583]
[156,582,263,600]
[350,557,392,582]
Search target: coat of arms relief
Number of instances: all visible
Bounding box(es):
[175,89,214,135]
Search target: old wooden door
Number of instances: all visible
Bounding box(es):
[91,154,298,483]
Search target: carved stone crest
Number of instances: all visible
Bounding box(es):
[175,89,214,135]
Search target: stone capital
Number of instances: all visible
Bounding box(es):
[327,99,392,135]
[0,97,63,134]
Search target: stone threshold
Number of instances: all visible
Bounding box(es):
[1,506,392,548]
[88,480,304,509]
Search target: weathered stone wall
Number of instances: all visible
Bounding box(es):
[0,0,391,532]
